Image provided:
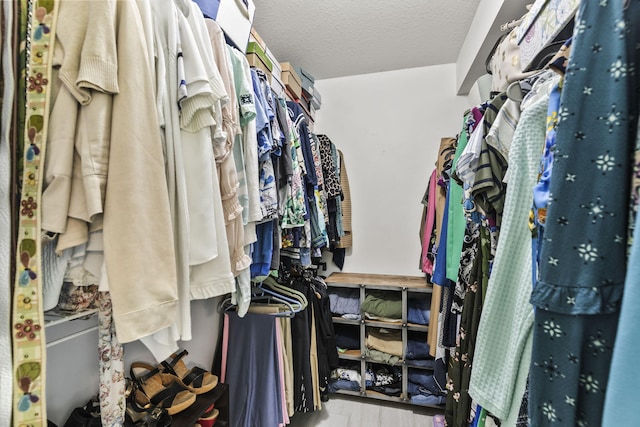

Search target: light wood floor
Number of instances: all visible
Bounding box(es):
[287,394,443,427]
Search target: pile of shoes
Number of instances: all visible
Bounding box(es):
[63,349,219,426]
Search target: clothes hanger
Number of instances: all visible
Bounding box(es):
[261,276,309,308]
[249,288,297,318]
[254,282,304,310]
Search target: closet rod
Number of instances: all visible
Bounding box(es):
[46,326,98,348]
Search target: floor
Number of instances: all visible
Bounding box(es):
[287,394,443,427]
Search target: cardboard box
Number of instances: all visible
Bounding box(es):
[295,67,315,97]
[311,88,322,110]
[249,27,266,51]
[247,53,272,77]
[280,62,302,100]
[246,42,273,75]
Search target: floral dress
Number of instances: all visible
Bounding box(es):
[529,1,640,425]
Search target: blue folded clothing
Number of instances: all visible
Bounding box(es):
[328,379,360,393]
[406,359,436,370]
[406,334,431,360]
[408,372,442,396]
[329,288,360,315]
[411,393,446,406]
[407,297,431,325]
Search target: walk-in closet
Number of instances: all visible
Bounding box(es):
[1,0,638,426]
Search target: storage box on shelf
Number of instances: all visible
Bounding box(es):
[249,27,266,51]
[280,62,302,100]
[246,41,273,78]
[295,66,315,98]
[325,273,441,409]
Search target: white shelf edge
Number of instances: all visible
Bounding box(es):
[44,308,99,327]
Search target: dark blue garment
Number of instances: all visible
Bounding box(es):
[225,313,283,427]
[408,371,443,395]
[250,220,274,278]
[406,337,431,360]
[411,394,446,406]
[407,296,431,325]
[328,379,360,394]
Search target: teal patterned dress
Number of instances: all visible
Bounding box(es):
[529,0,640,425]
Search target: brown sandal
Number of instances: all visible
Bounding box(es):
[130,363,196,415]
[159,350,218,395]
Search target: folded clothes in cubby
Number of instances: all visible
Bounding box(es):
[329,288,360,315]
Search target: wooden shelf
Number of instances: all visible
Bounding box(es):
[326,273,443,412]
[338,349,361,361]
[405,362,436,371]
[364,319,402,329]
[407,323,429,332]
[365,390,404,403]
[332,316,360,326]
[326,273,432,292]
[364,357,404,367]
[332,389,362,398]
[331,389,444,410]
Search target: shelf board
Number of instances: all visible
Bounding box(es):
[405,362,436,371]
[407,323,429,332]
[364,319,402,329]
[326,273,432,292]
[332,316,360,326]
[407,400,446,410]
[338,350,361,360]
[332,389,362,398]
[365,390,404,403]
[364,357,404,367]
[44,308,99,327]
[331,387,444,410]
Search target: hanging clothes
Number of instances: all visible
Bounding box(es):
[469,87,552,421]
[529,1,640,425]
[603,145,640,426]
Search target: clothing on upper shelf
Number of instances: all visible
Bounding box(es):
[361,290,402,320]
[407,296,431,325]
[328,288,360,316]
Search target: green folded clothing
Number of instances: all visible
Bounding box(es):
[361,290,402,319]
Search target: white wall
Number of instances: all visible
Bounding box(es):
[314,63,469,277]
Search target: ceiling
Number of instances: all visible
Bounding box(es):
[251,0,482,81]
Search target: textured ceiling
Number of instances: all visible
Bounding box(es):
[251,0,482,80]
